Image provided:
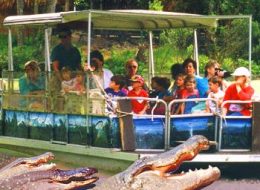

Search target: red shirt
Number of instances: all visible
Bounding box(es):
[223,83,254,116]
[128,89,148,114]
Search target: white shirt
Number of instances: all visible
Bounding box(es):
[207,89,224,113]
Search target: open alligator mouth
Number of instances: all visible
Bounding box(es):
[116,135,220,190]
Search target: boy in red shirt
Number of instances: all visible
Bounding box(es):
[128,75,148,114]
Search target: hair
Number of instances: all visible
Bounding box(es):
[61,67,71,74]
[153,77,171,90]
[184,75,196,85]
[58,27,72,38]
[176,73,186,80]
[204,60,219,77]
[125,59,138,68]
[170,63,183,79]
[75,69,85,76]
[208,76,222,86]
[24,60,40,72]
[182,58,197,70]
[111,75,126,89]
[90,50,104,63]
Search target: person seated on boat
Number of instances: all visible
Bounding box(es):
[205,60,229,91]
[128,75,148,115]
[83,50,113,89]
[51,28,82,81]
[183,58,208,98]
[124,59,148,91]
[206,76,224,114]
[171,73,186,114]
[72,69,86,95]
[222,67,254,116]
[147,76,171,115]
[60,67,76,94]
[180,75,199,114]
[19,60,45,109]
[105,75,127,112]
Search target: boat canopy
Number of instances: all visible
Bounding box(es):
[3,9,219,30]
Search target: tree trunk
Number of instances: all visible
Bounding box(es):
[65,0,70,11]
[46,0,57,13]
[16,0,24,46]
[34,0,39,14]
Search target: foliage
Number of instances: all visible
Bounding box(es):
[74,0,89,10]
[149,0,163,11]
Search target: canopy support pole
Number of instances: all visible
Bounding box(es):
[148,31,154,86]
[87,12,92,67]
[249,16,252,78]
[193,29,199,75]
[8,28,13,71]
[44,28,51,72]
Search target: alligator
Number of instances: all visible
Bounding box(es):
[0,152,98,190]
[0,135,220,190]
[94,135,220,190]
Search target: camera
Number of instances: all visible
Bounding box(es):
[215,68,231,78]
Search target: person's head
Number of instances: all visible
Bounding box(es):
[208,76,222,93]
[151,76,160,90]
[171,63,183,80]
[182,58,197,75]
[24,60,40,80]
[109,75,125,91]
[231,67,250,83]
[130,75,144,90]
[204,60,219,77]
[75,69,85,84]
[184,75,196,92]
[125,59,138,77]
[90,50,104,70]
[175,73,186,88]
[153,77,171,92]
[61,67,72,81]
[58,28,72,45]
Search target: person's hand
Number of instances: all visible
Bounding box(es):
[235,77,245,87]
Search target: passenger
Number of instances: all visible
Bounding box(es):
[124,59,148,91]
[19,60,45,95]
[19,60,45,109]
[206,76,224,114]
[51,28,82,81]
[105,75,127,97]
[205,60,229,91]
[223,67,254,116]
[128,75,148,114]
[147,77,171,115]
[84,50,113,89]
[60,67,75,94]
[172,73,186,114]
[170,63,184,94]
[182,58,208,98]
[73,70,86,95]
[149,76,160,99]
[180,75,199,114]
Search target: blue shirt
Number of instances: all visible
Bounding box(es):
[105,88,127,97]
[195,76,208,98]
[19,75,45,95]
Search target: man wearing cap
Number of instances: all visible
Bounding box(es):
[223,67,254,116]
[51,28,82,80]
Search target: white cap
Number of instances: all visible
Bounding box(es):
[231,67,250,77]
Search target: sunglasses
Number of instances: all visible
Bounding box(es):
[128,65,137,69]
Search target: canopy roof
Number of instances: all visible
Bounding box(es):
[3,9,220,30]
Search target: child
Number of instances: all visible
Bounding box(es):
[73,70,86,94]
[148,77,171,115]
[172,73,186,114]
[206,76,224,113]
[181,75,199,114]
[105,75,127,97]
[128,75,148,114]
[149,76,160,98]
[60,67,75,94]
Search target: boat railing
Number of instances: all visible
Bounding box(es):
[218,100,252,152]
[167,98,217,150]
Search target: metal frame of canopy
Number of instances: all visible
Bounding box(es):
[3,10,252,81]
